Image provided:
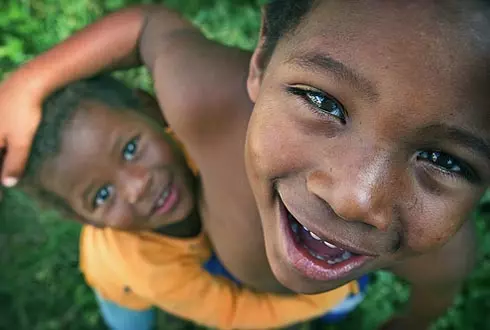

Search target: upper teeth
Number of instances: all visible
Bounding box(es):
[309,231,321,240]
[156,189,170,207]
[323,240,337,249]
[306,228,338,249]
[287,212,340,250]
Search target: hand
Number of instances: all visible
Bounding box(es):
[0,73,42,187]
[0,148,4,200]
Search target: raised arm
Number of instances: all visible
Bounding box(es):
[0,5,197,185]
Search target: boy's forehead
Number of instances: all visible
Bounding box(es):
[276,0,490,129]
[296,1,490,60]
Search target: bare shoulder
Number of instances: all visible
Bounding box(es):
[390,220,476,286]
[148,29,253,142]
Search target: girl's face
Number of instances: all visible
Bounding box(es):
[246,0,490,293]
[40,102,196,231]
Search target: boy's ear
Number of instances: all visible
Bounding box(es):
[247,9,269,103]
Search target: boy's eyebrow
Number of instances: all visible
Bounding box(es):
[286,51,379,101]
[82,182,95,206]
[112,135,124,156]
[422,124,490,161]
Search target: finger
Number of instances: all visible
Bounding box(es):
[2,144,31,187]
[0,146,5,196]
[0,146,6,187]
[1,131,38,187]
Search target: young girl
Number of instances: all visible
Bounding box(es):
[1,1,489,329]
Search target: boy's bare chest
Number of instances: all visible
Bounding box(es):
[194,141,288,291]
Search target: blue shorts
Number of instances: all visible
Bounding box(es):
[94,291,156,330]
[203,254,369,324]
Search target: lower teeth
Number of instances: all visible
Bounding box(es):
[311,250,352,265]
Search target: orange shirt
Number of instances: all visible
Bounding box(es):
[80,226,358,329]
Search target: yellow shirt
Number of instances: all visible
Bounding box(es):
[80,226,358,329]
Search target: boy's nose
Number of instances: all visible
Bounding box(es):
[307,155,396,232]
[118,165,152,204]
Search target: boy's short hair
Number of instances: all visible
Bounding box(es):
[262,0,315,63]
[262,0,490,64]
[20,75,143,218]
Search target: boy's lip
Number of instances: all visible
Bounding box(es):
[277,196,375,282]
[150,179,179,216]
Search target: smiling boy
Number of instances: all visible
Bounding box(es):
[1,1,489,329]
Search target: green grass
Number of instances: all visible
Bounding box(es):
[0,1,489,329]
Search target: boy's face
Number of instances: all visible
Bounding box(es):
[246,1,490,293]
[39,102,195,231]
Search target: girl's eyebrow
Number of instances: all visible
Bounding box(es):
[286,50,379,102]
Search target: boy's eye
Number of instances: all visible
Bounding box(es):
[123,137,139,161]
[288,86,346,123]
[416,150,476,181]
[93,184,114,208]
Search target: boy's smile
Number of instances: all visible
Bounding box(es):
[279,196,375,281]
[246,0,490,293]
[39,102,196,230]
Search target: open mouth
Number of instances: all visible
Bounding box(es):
[151,183,179,216]
[290,217,355,265]
[279,199,373,282]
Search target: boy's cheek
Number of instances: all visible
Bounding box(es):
[399,184,482,253]
[403,214,468,254]
[247,108,315,181]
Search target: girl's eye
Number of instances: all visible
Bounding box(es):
[93,184,114,208]
[123,137,139,161]
[288,86,346,123]
[416,150,476,181]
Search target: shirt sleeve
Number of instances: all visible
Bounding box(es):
[123,252,351,329]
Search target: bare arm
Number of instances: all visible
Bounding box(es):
[0,5,198,182]
[90,229,350,329]
[128,258,350,329]
[11,5,194,101]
